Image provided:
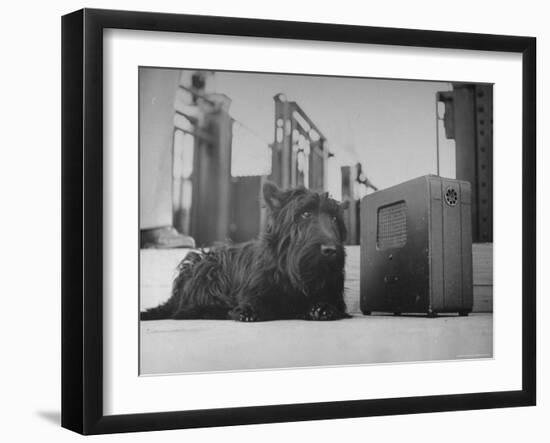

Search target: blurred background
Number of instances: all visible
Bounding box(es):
[139,68,492,249]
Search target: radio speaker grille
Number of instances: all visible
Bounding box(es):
[377,201,407,250]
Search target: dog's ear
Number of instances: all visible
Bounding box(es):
[263,182,283,210]
[340,199,350,210]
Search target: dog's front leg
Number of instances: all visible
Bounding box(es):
[228,288,279,322]
[306,302,350,321]
[228,303,263,322]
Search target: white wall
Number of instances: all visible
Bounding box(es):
[139,68,180,229]
[0,1,546,442]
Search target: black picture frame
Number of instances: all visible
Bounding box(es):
[62,8,536,435]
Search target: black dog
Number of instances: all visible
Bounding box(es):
[141,182,350,322]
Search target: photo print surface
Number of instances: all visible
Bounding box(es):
[139,67,493,375]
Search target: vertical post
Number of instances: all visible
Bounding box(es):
[453,85,479,242]
[270,95,286,188]
[215,107,234,242]
[437,84,493,243]
[190,95,233,246]
[341,164,359,245]
[289,115,297,188]
[474,85,493,242]
[435,97,440,176]
[321,138,328,192]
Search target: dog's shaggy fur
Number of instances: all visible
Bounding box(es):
[141,182,350,322]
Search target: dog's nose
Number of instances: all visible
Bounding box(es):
[321,244,337,257]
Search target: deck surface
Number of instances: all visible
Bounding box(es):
[141,314,492,374]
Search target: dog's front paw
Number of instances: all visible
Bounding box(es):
[307,303,348,321]
[229,305,260,322]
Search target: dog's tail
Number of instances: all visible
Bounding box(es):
[140,304,173,320]
[140,250,205,321]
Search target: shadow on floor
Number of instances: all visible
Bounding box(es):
[36,410,60,426]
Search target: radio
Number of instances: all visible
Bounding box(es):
[360,175,473,317]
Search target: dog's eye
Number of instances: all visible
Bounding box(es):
[301,211,312,219]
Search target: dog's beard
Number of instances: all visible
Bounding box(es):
[284,242,345,297]
[270,222,345,297]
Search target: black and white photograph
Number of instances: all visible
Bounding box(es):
[1,0,546,439]
[138,68,494,375]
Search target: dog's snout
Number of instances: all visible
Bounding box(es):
[320,244,337,257]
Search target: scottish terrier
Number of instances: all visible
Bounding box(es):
[141,182,350,321]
